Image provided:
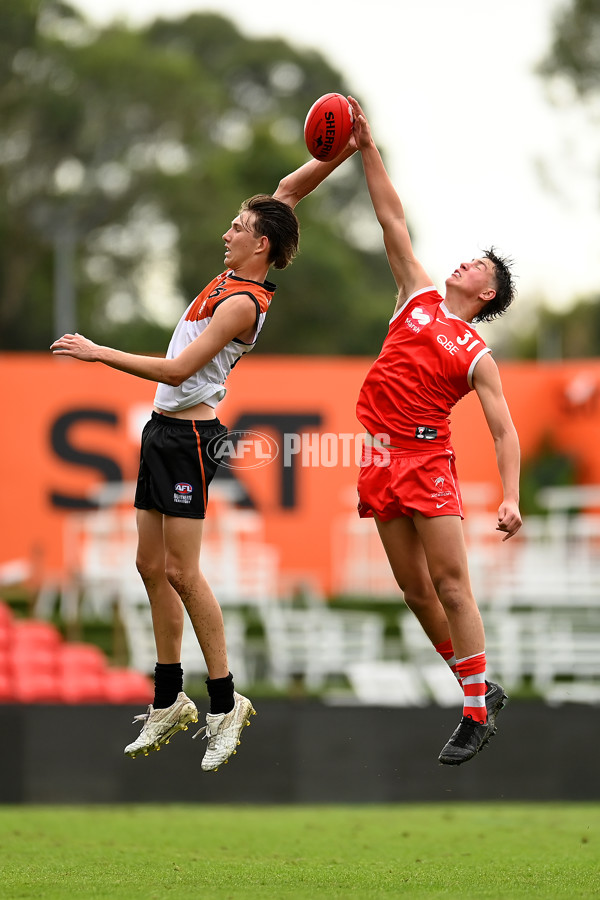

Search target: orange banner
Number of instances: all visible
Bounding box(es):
[2,354,600,596]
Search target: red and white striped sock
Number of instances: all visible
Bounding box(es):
[456,652,487,724]
[434,639,461,683]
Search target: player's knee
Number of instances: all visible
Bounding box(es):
[136,554,164,584]
[164,561,196,596]
[402,583,437,614]
[433,575,468,612]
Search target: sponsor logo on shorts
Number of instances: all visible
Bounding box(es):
[431,476,452,503]
[174,482,193,503]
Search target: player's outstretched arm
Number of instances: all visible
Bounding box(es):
[274,142,356,209]
[51,333,174,382]
[348,96,431,305]
[472,353,522,541]
[50,296,256,386]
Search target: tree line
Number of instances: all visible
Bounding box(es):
[1,0,599,357]
[1,0,401,354]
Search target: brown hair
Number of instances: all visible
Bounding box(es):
[240,194,300,270]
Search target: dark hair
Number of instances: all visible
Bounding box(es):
[239,194,300,270]
[473,247,516,323]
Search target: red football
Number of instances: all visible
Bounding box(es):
[304,93,353,162]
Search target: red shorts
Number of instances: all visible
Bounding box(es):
[357,445,464,521]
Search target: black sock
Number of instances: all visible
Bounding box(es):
[153,662,184,709]
[206,672,235,715]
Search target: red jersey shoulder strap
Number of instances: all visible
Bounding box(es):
[390,286,441,324]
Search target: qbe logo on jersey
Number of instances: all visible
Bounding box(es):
[174,482,193,504]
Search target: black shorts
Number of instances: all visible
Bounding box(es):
[134,412,227,519]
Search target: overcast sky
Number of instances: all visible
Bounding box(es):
[69,0,600,312]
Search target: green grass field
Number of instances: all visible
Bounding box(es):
[1,804,598,899]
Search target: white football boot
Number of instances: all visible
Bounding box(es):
[193,692,256,771]
[124,691,198,758]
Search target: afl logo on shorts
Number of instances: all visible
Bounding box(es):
[174,482,193,504]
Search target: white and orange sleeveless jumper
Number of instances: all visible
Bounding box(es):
[154,270,276,412]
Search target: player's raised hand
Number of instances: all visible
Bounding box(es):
[50,332,100,362]
[496,499,522,541]
[348,96,372,149]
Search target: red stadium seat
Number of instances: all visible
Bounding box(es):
[3,615,153,705]
[104,668,153,704]
[56,642,107,676]
[12,671,62,703]
[56,644,111,702]
[3,620,62,685]
[58,671,109,704]
[0,669,12,702]
[0,602,13,628]
[0,604,14,655]
[0,624,11,653]
[8,644,57,677]
[11,619,62,650]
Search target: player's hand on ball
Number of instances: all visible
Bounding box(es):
[348,96,372,149]
[496,500,522,541]
[50,332,100,362]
